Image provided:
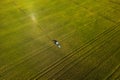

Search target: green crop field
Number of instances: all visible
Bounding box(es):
[0,0,120,80]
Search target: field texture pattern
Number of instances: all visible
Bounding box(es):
[0,0,120,80]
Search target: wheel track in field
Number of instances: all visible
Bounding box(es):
[52,47,120,80]
[104,63,120,80]
[46,25,120,80]
[30,22,120,80]
[83,50,120,80]
[82,44,120,80]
